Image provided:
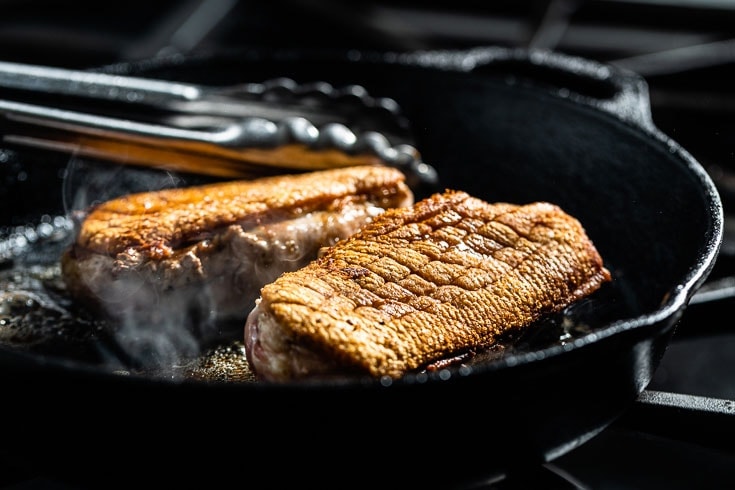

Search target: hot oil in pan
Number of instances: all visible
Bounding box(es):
[0,217,604,383]
[0,218,257,382]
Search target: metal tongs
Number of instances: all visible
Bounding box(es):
[0,60,438,188]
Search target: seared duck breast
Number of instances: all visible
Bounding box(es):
[61,166,413,341]
[245,190,611,381]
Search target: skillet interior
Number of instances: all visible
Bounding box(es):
[0,48,722,487]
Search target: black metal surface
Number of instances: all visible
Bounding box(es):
[0,1,734,489]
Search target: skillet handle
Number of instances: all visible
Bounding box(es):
[405,47,658,132]
[546,53,655,132]
[482,48,657,131]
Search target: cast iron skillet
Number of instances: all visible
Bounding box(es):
[0,47,723,488]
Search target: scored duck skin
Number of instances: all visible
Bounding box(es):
[61,166,413,336]
[245,190,612,381]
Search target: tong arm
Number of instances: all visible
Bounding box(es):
[0,60,200,106]
[0,97,438,187]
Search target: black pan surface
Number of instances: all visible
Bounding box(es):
[0,47,722,488]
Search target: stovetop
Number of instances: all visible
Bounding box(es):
[1,1,734,488]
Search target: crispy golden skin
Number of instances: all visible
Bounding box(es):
[70,165,413,260]
[247,190,611,380]
[61,166,413,331]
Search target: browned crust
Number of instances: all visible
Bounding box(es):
[71,165,412,260]
[258,190,612,378]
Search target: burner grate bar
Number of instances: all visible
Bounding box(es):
[618,390,735,453]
